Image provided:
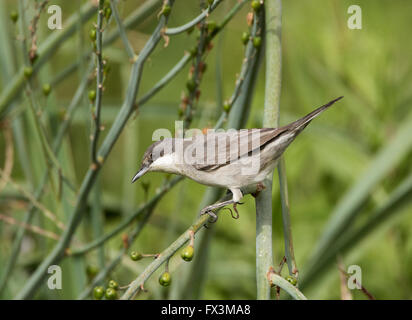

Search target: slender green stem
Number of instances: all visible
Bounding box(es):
[277,157,298,276]
[0,2,95,117]
[110,0,135,59]
[70,177,182,256]
[120,183,261,300]
[303,111,412,288]
[15,1,175,299]
[120,212,211,299]
[165,0,223,36]
[301,172,412,290]
[267,270,307,300]
[0,62,93,296]
[91,1,105,163]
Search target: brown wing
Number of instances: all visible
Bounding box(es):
[186,128,286,171]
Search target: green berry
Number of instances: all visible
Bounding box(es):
[159,272,171,287]
[23,66,33,79]
[104,7,112,19]
[10,10,18,23]
[251,0,261,11]
[285,275,298,286]
[181,245,194,262]
[86,265,99,278]
[130,251,143,261]
[93,286,105,300]
[161,4,171,17]
[186,79,196,92]
[241,31,250,45]
[89,28,96,41]
[105,287,118,300]
[88,90,96,102]
[253,36,262,48]
[108,280,119,290]
[223,102,231,112]
[42,83,51,96]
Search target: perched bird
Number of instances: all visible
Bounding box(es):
[132,96,343,219]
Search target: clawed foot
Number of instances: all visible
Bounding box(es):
[199,200,244,222]
[199,207,218,223]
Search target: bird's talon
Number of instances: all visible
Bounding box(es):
[199,208,218,223]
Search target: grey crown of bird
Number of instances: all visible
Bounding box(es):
[132,96,343,218]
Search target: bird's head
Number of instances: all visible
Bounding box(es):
[131,139,173,183]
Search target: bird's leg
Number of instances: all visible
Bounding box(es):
[199,199,236,222]
[230,188,243,219]
[199,188,244,222]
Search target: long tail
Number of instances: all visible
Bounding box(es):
[284,96,343,133]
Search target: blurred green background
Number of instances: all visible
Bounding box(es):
[0,0,412,299]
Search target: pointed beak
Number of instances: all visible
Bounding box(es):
[131,166,149,183]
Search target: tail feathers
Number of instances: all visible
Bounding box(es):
[285,96,343,133]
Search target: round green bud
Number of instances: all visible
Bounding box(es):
[10,10,18,23]
[108,280,119,290]
[159,272,171,287]
[251,0,261,12]
[86,265,99,278]
[285,275,298,286]
[181,245,194,262]
[93,286,105,300]
[161,5,171,17]
[186,78,196,92]
[42,83,51,96]
[23,66,33,79]
[89,28,96,41]
[105,287,118,300]
[130,251,143,261]
[223,102,231,112]
[253,36,262,48]
[104,7,112,19]
[241,31,250,45]
[88,90,96,102]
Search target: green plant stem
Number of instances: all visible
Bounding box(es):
[91,0,105,163]
[301,172,412,290]
[267,271,307,300]
[70,176,182,256]
[0,2,95,117]
[15,2,175,299]
[277,157,298,276]
[0,62,93,296]
[302,111,412,288]
[110,0,135,59]
[119,183,261,300]
[165,0,223,36]
[255,2,280,300]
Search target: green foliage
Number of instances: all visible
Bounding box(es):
[0,0,411,301]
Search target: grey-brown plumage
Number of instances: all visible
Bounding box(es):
[132,96,343,218]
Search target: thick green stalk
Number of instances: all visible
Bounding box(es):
[255,0,282,300]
